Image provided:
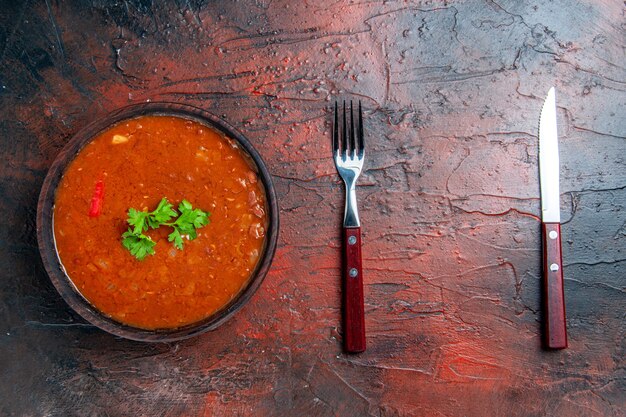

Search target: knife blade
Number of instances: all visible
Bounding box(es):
[539,87,568,349]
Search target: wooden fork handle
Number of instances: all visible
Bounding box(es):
[343,227,366,353]
[543,222,568,349]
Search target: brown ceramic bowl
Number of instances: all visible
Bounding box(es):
[37,102,279,342]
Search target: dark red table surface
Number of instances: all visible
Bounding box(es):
[1,1,624,416]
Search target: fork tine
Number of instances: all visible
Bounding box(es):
[358,100,364,157]
[349,101,356,156]
[333,101,339,155]
[342,101,348,156]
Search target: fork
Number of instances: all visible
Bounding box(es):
[333,100,366,353]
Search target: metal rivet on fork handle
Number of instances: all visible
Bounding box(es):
[349,268,358,277]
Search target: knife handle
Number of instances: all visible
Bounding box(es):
[343,227,366,353]
[542,223,568,349]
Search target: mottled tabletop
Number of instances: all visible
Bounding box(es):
[1,1,624,416]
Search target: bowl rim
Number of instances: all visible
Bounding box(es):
[36,102,279,342]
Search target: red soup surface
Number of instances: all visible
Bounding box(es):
[53,115,268,329]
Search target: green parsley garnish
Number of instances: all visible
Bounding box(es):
[121,231,157,260]
[121,198,210,260]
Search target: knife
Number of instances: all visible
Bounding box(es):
[539,87,568,349]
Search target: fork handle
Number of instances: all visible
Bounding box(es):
[343,227,366,353]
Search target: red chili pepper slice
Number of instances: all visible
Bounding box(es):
[88,179,105,217]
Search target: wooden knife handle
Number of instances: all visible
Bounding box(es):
[343,227,366,353]
[542,222,568,349]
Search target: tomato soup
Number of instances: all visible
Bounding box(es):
[53,115,268,329]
